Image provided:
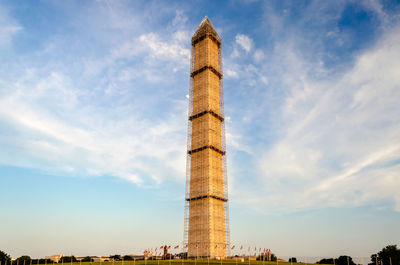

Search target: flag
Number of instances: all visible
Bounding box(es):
[174,245,179,249]
[231,245,235,250]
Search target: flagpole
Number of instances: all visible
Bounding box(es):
[248,248,250,265]
[235,247,238,265]
[263,251,265,265]
[220,245,222,265]
[241,247,243,264]
[182,246,184,265]
[208,249,210,265]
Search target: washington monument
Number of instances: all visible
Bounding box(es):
[184,17,230,259]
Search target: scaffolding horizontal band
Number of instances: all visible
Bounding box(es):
[192,33,221,47]
[188,145,226,155]
[189,110,224,122]
[191,65,222,79]
[186,194,228,202]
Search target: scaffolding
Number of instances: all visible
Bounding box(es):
[183,17,230,259]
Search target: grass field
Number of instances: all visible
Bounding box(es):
[53,260,314,265]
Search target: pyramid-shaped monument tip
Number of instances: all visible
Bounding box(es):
[192,16,220,41]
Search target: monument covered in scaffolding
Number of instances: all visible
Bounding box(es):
[184,17,230,259]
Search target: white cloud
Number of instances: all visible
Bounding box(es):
[255,25,400,212]
[0,73,187,185]
[0,5,22,48]
[235,33,253,53]
[0,7,191,186]
[172,10,188,27]
[139,32,189,61]
[225,69,239,79]
[253,49,265,63]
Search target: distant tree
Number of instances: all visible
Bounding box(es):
[122,256,133,261]
[58,257,77,263]
[289,258,297,263]
[81,257,94,262]
[0,251,11,265]
[257,254,272,261]
[176,252,187,259]
[257,253,275,261]
[369,245,400,265]
[337,256,356,265]
[13,256,31,265]
[317,258,335,264]
[30,259,52,264]
[109,256,121,261]
[318,256,355,265]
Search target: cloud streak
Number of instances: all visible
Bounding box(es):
[253,24,400,212]
[0,2,190,186]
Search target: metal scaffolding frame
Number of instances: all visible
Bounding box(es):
[183,17,230,259]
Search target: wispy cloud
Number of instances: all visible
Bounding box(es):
[0,2,190,186]
[252,25,400,212]
[235,34,253,53]
[0,5,22,48]
[222,1,400,213]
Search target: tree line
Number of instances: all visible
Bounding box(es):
[1,245,399,265]
[0,255,94,265]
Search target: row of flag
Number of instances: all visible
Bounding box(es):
[143,246,271,255]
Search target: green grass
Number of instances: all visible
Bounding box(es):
[58,260,314,265]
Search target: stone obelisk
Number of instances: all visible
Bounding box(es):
[184,17,229,259]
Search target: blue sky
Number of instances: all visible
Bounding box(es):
[1,0,400,261]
